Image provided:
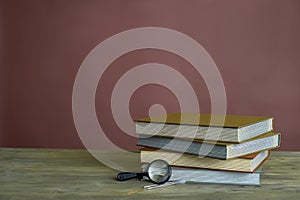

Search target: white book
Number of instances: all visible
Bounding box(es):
[142,164,261,186]
[169,167,260,186]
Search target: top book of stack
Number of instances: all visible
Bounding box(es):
[135,113,273,143]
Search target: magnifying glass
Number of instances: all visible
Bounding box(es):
[117,159,172,184]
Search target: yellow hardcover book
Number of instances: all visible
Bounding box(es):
[135,113,273,143]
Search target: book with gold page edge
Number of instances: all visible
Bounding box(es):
[141,148,270,172]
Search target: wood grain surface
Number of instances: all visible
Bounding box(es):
[0,148,299,200]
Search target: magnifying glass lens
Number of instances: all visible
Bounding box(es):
[148,159,172,184]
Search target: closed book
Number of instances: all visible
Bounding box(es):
[137,132,280,159]
[135,113,273,143]
[141,148,269,172]
[141,164,261,186]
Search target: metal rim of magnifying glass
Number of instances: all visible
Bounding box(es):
[147,159,172,184]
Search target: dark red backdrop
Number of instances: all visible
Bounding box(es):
[1,0,299,150]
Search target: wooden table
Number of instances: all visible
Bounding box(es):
[0,148,299,199]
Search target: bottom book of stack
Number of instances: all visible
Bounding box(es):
[141,164,261,186]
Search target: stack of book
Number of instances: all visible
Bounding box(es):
[135,113,281,186]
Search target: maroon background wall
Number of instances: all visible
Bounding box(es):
[0,0,6,146]
[1,0,299,150]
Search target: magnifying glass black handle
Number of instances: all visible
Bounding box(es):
[117,172,147,181]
